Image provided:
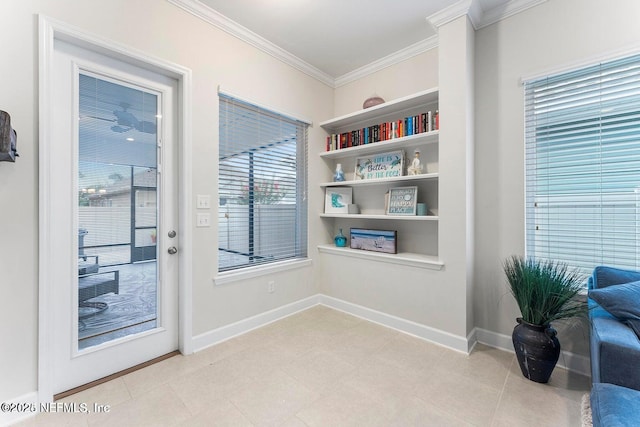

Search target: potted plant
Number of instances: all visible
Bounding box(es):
[503,256,587,383]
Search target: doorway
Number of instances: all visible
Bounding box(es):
[39,17,192,398]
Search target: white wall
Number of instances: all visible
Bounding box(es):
[474,0,640,356]
[4,0,639,406]
[0,0,332,403]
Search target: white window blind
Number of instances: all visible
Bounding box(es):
[525,53,640,274]
[218,93,308,272]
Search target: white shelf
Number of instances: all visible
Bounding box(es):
[317,244,444,270]
[320,213,438,221]
[320,88,439,131]
[319,131,438,159]
[321,172,438,188]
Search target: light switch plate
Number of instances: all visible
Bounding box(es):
[196,213,211,227]
[197,194,211,209]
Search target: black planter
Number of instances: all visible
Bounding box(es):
[512,317,560,383]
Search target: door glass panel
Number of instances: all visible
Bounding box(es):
[77,73,159,350]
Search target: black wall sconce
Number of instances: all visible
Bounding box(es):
[0,110,18,162]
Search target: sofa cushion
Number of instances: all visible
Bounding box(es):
[591,316,640,390]
[591,383,640,427]
[591,266,640,289]
[589,280,640,340]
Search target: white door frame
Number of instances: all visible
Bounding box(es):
[38,15,193,403]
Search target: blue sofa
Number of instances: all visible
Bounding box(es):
[588,266,640,426]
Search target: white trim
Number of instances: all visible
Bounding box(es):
[166,0,548,87]
[37,14,55,406]
[38,15,194,402]
[192,295,321,351]
[334,36,439,88]
[475,327,591,377]
[520,42,640,84]
[426,0,473,29]
[213,258,313,286]
[426,0,547,31]
[476,0,548,30]
[217,85,313,125]
[191,293,474,354]
[0,392,39,426]
[166,0,334,88]
[319,295,472,353]
[317,245,444,270]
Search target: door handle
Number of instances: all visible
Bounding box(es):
[167,246,177,255]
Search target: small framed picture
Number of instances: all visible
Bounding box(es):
[324,187,352,214]
[355,150,404,180]
[386,186,418,215]
[350,228,397,254]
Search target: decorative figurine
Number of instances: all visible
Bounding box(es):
[334,229,347,247]
[407,149,423,175]
[333,163,345,182]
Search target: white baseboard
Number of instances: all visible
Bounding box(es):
[191,295,321,352]
[319,295,474,354]
[474,327,591,377]
[0,392,38,427]
[192,293,475,355]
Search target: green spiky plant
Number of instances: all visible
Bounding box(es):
[503,256,587,326]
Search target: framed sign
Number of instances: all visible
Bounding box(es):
[354,150,404,180]
[324,187,352,214]
[350,228,397,254]
[386,186,418,215]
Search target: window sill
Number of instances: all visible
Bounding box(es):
[213,258,312,285]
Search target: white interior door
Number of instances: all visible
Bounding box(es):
[47,39,179,394]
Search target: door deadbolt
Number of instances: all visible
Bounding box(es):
[168,230,176,238]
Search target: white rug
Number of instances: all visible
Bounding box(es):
[581,393,593,427]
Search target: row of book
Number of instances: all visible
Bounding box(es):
[326,110,439,151]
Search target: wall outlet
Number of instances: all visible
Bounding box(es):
[267,281,275,293]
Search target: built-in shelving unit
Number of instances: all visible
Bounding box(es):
[318,88,442,266]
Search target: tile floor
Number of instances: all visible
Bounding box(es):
[20,306,590,426]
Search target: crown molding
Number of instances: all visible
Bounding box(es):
[168,0,547,88]
[334,36,439,88]
[166,0,335,87]
[426,0,474,29]
[427,0,547,30]
[475,0,548,29]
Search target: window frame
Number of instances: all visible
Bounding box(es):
[216,91,310,279]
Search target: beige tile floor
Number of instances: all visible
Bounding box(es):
[20,306,590,426]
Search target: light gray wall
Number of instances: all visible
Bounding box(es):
[474,0,640,355]
[0,0,331,403]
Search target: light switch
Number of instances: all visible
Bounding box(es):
[196,213,211,227]
[197,194,211,209]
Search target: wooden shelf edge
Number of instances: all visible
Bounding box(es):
[320,213,438,221]
[317,244,443,270]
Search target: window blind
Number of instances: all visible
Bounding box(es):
[525,53,640,274]
[218,93,308,272]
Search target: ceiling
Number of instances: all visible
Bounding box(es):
[190,0,536,84]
